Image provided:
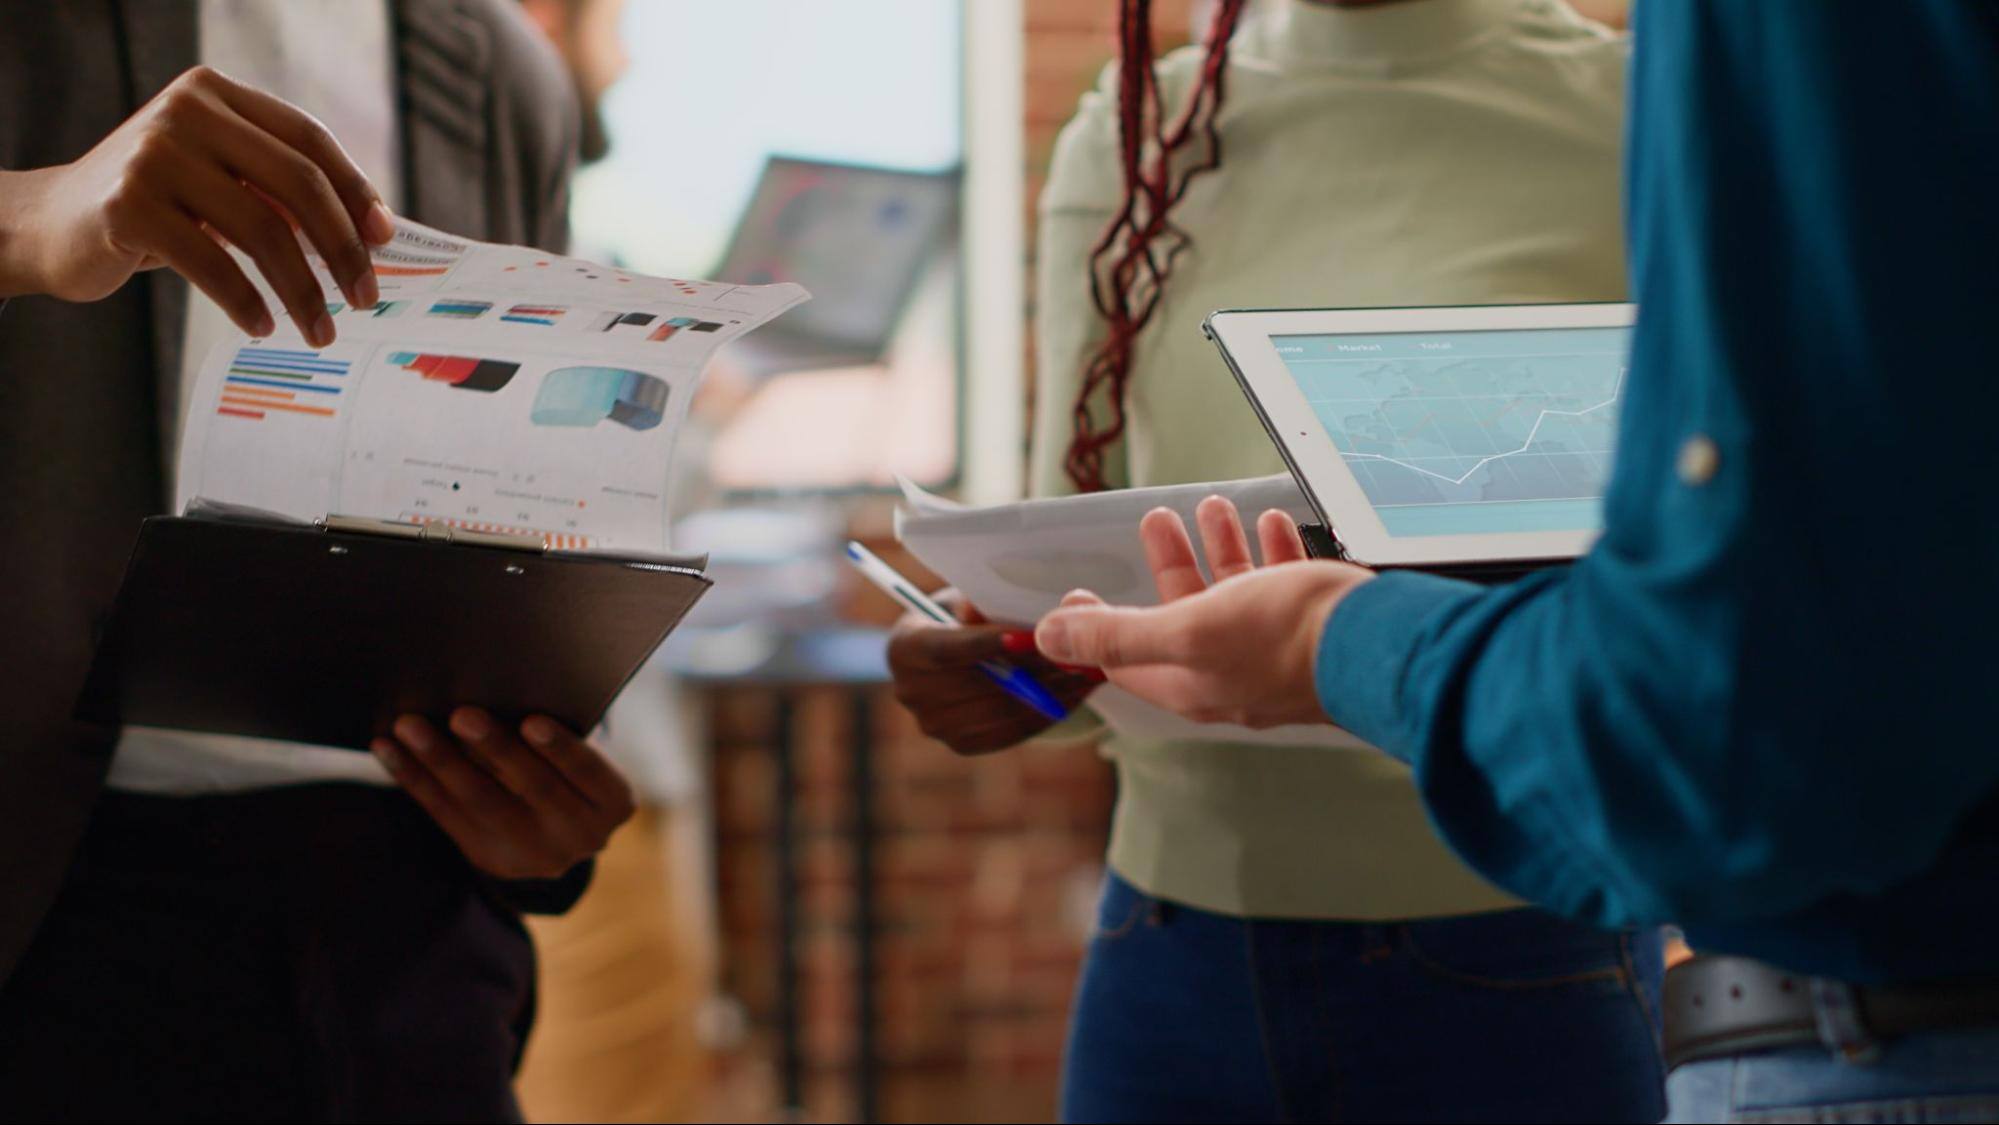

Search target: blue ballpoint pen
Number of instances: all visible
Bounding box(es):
[845,541,1070,722]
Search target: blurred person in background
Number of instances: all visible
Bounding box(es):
[523,0,628,166]
[888,1,1660,1122]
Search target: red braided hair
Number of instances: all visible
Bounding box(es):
[1064,0,1251,492]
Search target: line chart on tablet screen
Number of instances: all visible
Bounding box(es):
[1344,363,1621,487]
[1279,327,1628,534]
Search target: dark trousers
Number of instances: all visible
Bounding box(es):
[0,784,536,1123]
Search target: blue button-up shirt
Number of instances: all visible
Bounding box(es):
[1316,0,1999,984]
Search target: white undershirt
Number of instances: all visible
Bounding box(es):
[108,0,404,794]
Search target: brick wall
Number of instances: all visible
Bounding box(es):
[708,680,1114,1122]
[701,12,1182,1123]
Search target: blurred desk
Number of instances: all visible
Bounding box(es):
[674,626,891,1124]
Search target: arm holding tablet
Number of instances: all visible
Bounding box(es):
[1038,0,1999,970]
[1035,477,1971,948]
[1042,16,1998,953]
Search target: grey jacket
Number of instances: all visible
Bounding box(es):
[0,0,580,980]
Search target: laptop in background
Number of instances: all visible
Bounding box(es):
[710,156,960,377]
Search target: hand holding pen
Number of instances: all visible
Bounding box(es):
[853,543,1105,756]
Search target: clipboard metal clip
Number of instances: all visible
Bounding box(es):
[319,514,547,554]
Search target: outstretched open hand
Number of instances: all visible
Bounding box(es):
[1033,496,1375,729]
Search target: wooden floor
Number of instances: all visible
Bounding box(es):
[514,805,1064,1124]
[516,805,719,1124]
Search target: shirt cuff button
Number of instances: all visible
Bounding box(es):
[1677,434,1720,485]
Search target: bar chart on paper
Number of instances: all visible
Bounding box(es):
[428,299,493,320]
[390,351,523,393]
[1277,326,1630,537]
[502,304,567,326]
[178,215,813,549]
[216,346,351,422]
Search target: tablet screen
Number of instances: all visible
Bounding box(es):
[1272,326,1630,537]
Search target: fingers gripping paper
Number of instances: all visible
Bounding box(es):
[176,219,809,551]
[895,476,1370,750]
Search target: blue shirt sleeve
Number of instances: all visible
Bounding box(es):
[1313,0,1999,932]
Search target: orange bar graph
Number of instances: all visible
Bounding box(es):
[221,394,336,418]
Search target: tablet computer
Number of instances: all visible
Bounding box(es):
[1204,303,1635,576]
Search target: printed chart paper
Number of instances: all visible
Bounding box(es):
[177,219,809,551]
[895,476,1372,750]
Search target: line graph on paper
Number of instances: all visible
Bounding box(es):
[1301,352,1626,510]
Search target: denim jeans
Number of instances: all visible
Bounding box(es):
[1059,872,1666,1124]
[1665,979,1999,1124]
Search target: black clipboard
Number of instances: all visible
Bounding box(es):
[73,515,712,749]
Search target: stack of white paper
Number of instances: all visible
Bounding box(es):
[896,476,1371,750]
